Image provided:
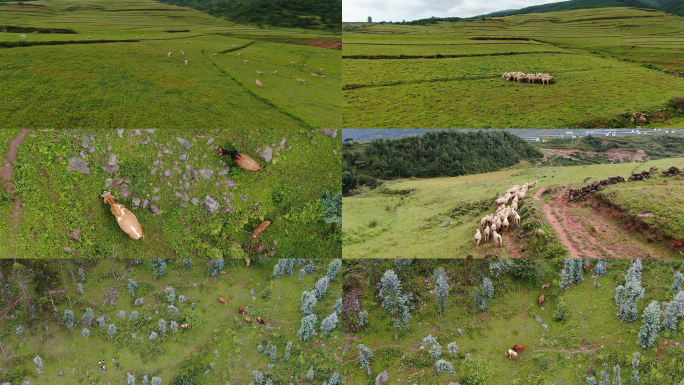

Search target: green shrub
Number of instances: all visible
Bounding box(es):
[460,356,493,385]
[553,297,568,321]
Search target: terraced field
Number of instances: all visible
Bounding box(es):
[0,0,341,128]
[343,7,684,128]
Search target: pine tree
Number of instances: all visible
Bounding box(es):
[377,269,413,341]
[637,301,661,349]
[595,260,608,276]
[357,344,373,376]
[433,268,449,320]
[128,279,138,297]
[630,352,640,384]
[320,313,339,337]
[297,314,317,341]
[82,328,90,338]
[64,310,75,333]
[315,277,330,299]
[84,308,94,326]
[327,259,342,280]
[435,359,455,375]
[301,290,317,315]
[672,272,684,293]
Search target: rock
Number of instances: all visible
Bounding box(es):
[70,228,81,240]
[152,160,160,166]
[536,229,545,237]
[184,182,190,189]
[221,197,231,205]
[592,226,602,234]
[132,197,141,206]
[140,135,151,145]
[180,153,188,161]
[191,170,199,182]
[318,129,337,138]
[164,169,174,178]
[204,194,219,214]
[87,145,96,154]
[199,169,214,180]
[143,199,149,209]
[81,136,92,148]
[116,129,125,138]
[250,288,255,295]
[103,154,119,173]
[105,178,113,188]
[62,247,72,253]
[144,129,156,133]
[151,196,161,202]
[151,167,157,176]
[375,371,388,385]
[277,137,287,152]
[224,179,237,189]
[176,137,192,150]
[174,191,181,198]
[58,370,65,376]
[181,194,189,202]
[55,156,63,163]
[636,213,655,221]
[113,179,124,189]
[456,328,463,335]
[638,115,648,123]
[191,198,200,206]
[536,315,543,324]
[163,149,173,155]
[260,146,273,162]
[149,205,161,216]
[67,158,90,174]
[106,143,113,152]
[240,194,248,201]
[125,179,130,184]
[218,168,230,176]
[153,188,160,193]
[180,203,188,208]
[207,138,214,145]
[121,185,132,198]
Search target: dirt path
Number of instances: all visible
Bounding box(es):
[533,186,654,258]
[0,128,28,191]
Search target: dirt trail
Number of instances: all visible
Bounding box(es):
[534,186,653,258]
[1,128,28,190]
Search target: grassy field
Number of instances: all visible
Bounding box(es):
[0,258,344,385]
[342,258,684,385]
[0,0,341,128]
[342,156,684,259]
[342,7,684,128]
[0,129,342,259]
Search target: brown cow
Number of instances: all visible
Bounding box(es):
[512,345,525,354]
[220,270,227,275]
[217,296,227,305]
[541,283,550,289]
[538,293,545,306]
[505,349,518,360]
[238,306,244,314]
[256,316,265,325]
[585,263,591,273]
[244,317,254,322]
[245,258,251,267]
[181,324,189,329]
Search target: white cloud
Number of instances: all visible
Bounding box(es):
[343,0,556,22]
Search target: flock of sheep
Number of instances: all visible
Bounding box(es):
[473,181,537,248]
[166,44,326,88]
[502,72,555,85]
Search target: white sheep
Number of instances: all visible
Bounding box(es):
[490,222,498,233]
[212,53,218,57]
[33,31,38,35]
[311,73,318,78]
[474,229,482,247]
[256,70,264,76]
[184,59,188,65]
[244,60,248,64]
[180,51,185,55]
[187,41,191,44]
[322,75,326,79]
[304,64,308,68]
[484,225,491,243]
[256,79,263,88]
[233,44,235,47]
[320,68,323,72]
[290,62,296,65]
[238,53,242,56]
[274,70,278,75]
[502,218,509,232]
[87,36,91,40]
[297,78,306,84]
[514,213,521,227]
[492,231,503,248]
[168,52,172,57]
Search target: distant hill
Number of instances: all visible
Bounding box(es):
[484,0,684,17]
[156,0,341,31]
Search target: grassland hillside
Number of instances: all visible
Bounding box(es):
[0,258,344,385]
[341,258,684,385]
[0,129,342,259]
[156,0,342,31]
[342,7,684,128]
[483,0,684,17]
[342,155,684,259]
[0,0,341,128]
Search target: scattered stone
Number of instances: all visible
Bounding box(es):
[143,199,149,209]
[105,178,113,188]
[121,185,132,198]
[199,169,214,180]
[70,228,81,240]
[164,169,174,178]
[153,160,160,166]
[191,198,200,206]
[81,136,92,148]
[163,149,173,155]
[536,315,543,324]
[174,192,181,198]
[318,129,337,138]
[221,197,230,205]
[62,247,72,253]
[224,179,237,189]
[151,167,157,176]
[153,188,160,193]
[240,194,248,201]
[375,371,388,385]
[204,194,219,214]
[113,179,124,189]
[260,146,273,162]
[536,229,545,237]
[125,179,130,184]
[87,145,96,154]
[218,168,230,176]
[144,129,156,133]
[140,135,151,145]
[106,143,113,152]
[180,203,188,208]
[180,153,188,161]
[67,158,90,174]
[333,150,337,155]
[28,133,36,138]
[149,205,161,216]
[277,138,287,152]
[191,170,199,182]
[214,182,220,187]
[132,197,141,206]
[151,196,161,202]
[181,194,189,202]
[184,182,190,189]
[207,137,214,145]
[103,154,119,173]
[176,137,192,150]
[250,288,255,295]
[55,156,63,163]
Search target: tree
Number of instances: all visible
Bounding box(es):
[107,324,117,341]
[168,305,179,317]
[129,311,139,322]
[368,16,372,22]
[560,259,584,289]
[460,355,492,385]
[183,258,192,271]
[587,377,597,385]
[320,313,338,337]
[119,310,125,319]
[377,269,413,341]
[33,355,43,374]
[170,321,178,335]
[421,334,442,376]
[82,328,90,338]
[327,259,342,280]
[663,291,684,331]
[150,259,167,279]
[328,372,340,385]
[616,261,645,323]
[78,268,86,281]
[207,259,224,277]
[612,365,622,385]
[631,352,640,384]
[149,331,158,340]
[315,277,330,299]
[129,279,138,297]
[63,310,75,334]
[297,314,317,341]
[599,370,610,385]
[321,191,342,225]
[84,308,94,326]
[285,342,292,361]
[11,263,35,318]
[448,342,458,354]
[433,268,450,320]
[435,359,455,375]
[165,287,176,304]
[274,259,295,277]
[480,278,493,312]
[358,310,368,327]
[305,367,314,381]
[301,290,317,315]
[159,319,167,335]
[637,301,661,349]
[128,373,136,385]
[595,260,607,276]
[333,298,342,314]
[152,377,162,385]
[357,344,373,376]
[672,272,684,293]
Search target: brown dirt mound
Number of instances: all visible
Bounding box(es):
[304,39,341,49]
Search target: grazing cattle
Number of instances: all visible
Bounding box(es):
[512,345,525,354]
[585,263,591,273]
[181,324,189,329]
[256,316,265,325]
[238,306,243,314]
[220,270,227,275]
[244,317,254,322]
[217,296,227,305]
[538,293,545,306]
[245,258,251,267]
[505,349,518,360]
[101,191,143,240]
[541,283,550,289]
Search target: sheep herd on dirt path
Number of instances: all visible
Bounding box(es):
[474,180,537,249]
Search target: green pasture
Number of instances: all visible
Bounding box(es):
[0,129,342,259]
[342,7,684,128]
[1,258,343,385]
[0,0,341,128]
[343,258,684,385]
[342,157,684,259]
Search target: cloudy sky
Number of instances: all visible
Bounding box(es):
[343,0,560,22]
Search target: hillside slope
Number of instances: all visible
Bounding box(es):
[485,0,684,17]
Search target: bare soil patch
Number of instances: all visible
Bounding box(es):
[541,147,649,162]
